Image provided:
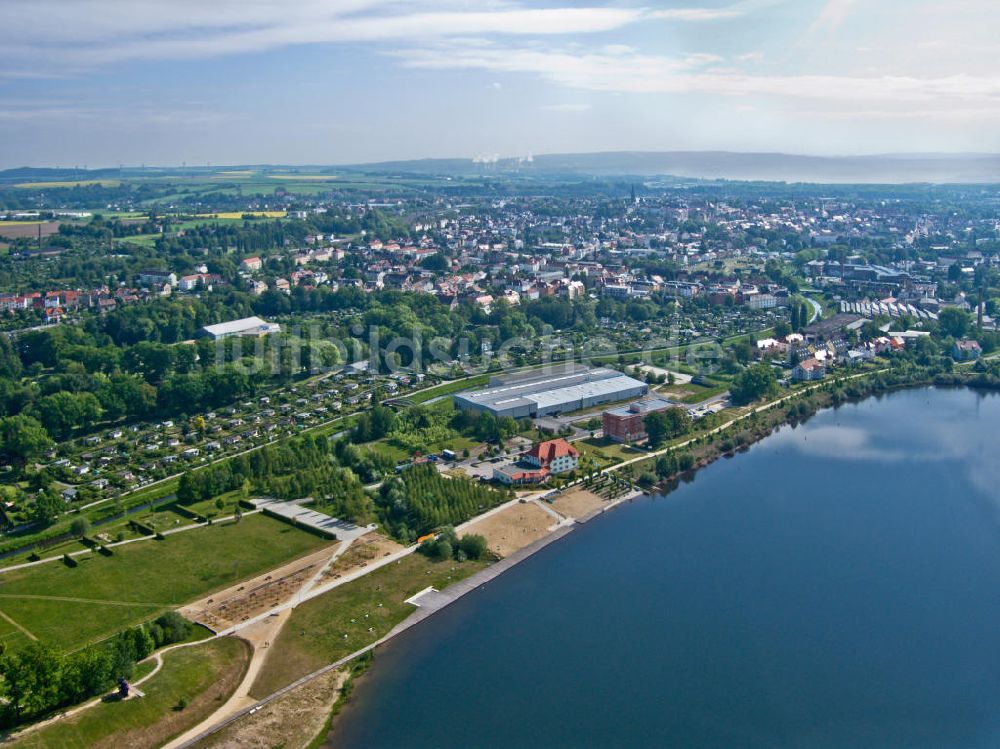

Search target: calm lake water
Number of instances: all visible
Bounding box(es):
[328,388,1000,749]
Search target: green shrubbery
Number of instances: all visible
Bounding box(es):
[0,611,192,727]
[417,527,490,562]
[378,464,510,543]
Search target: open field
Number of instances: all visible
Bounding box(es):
[576,436,642,466]
[196,667,347,749]
[0,608,37,652]
[0,515,330,652]
[14,180,121,189]
[194,211,287,219]
[121,233,161,247]
[180,543,344,632]
[249,554,487,698]
[549,488,607,520]
[10,637,251,749]
[0,221,62,239]
[405,373,491,404]
[267,175,335,181]
[461,502,555,558]
[679,382,730,404]
[364,441,409,464]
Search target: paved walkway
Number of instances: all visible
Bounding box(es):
[162,611,291,749]
[250,498,376,540]
[10,637,206,740]
[173,523,577,748]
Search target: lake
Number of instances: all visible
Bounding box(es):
[328,388,1000,749]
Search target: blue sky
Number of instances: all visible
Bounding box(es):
[2,0,999,168]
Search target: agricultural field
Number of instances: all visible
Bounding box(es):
[10,637,251,749]
[194,211,287,219]
[0,514,330,652]
[267,175,336,181]
[119,233,160,247]
[0,221,62,239]
[14,180,121,189]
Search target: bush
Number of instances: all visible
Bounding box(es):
[637,472,657,489]
[151,611,192,647]
[69,517,91,538]
[458,534,488,560]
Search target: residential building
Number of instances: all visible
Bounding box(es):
[792,358,827,381]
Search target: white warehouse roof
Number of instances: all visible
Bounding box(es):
[201,316,282,339]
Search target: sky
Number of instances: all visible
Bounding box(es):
[1,0,999,168]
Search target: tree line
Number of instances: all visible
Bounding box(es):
[0,611,191,727]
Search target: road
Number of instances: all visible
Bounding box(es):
[19,365,890,747]
[805,297,823,325]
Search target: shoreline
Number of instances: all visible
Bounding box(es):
[309,374,961,743]
[174,370,988,747]
[173,505,604,748]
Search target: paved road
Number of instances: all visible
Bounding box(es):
[806,297,823,325]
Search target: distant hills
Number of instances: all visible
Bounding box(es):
[3,152,999,186]
[342,151,1000,185]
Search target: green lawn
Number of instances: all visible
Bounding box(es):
[679,384,730,404]
[407,374,490,404]
[0,514,330,652]
[0,611,35,652]
[576,437,639,466]
[10,637,251,749]
[364,441,410,464]
[249,553,487,698]
[119,233,160,248]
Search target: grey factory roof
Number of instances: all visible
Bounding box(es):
[456,367,647,413]
[604,395,677,418]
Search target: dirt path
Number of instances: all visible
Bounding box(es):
[162,612,294,749]
[0,594,176,607]
[163,540,357,749]
[179,543,343,631]
[9,638,208,740]
[0,608,38,641]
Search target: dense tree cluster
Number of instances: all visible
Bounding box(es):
[375,464,510,543]
[643,407,692,448]
[730,363,780,406]
[0,611,191,727]
[176,434,386,522]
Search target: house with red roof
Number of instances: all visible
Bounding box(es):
[953,340,982,361]
[792,357,826,382]
[523,438,579,474]
[492,438,580,486]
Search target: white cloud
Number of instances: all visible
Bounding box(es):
[0,0,801,73]
[804,0,861,36]
[397,41,1000,108]
[539,103,593,112]
[649,7,743,22]
[0,2,646,69]
[650,0,789,23]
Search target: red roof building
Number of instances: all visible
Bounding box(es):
[523,438,579,474]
